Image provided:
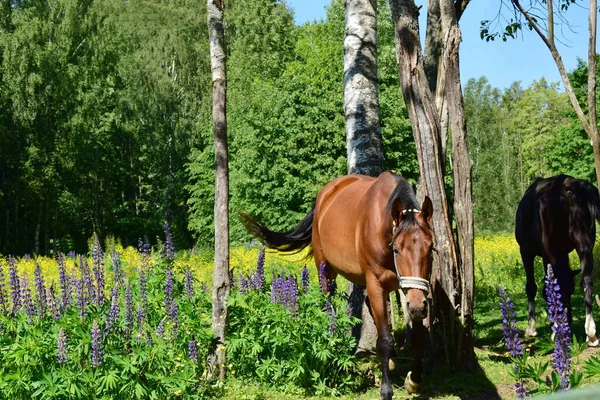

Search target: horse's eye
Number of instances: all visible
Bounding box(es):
[393,247,400,255]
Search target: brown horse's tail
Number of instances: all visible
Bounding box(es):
[240,204,314,255]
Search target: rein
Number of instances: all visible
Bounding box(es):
[391,211,430,294]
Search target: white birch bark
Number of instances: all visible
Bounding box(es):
[207,0,230,381]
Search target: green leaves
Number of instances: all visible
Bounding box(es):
[226,282,364,394]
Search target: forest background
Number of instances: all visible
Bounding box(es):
[0,0,596,256]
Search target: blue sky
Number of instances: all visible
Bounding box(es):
[287,0,596,90]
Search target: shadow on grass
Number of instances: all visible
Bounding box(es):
[370,349,504,400]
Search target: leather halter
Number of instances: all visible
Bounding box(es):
[391,212,431,294]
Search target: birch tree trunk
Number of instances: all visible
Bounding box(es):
[344,0,384,354]
[345,0,385,176]
[207,0,231,381]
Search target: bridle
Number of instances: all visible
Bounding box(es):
[390,210,431,294]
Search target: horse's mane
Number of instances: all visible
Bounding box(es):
[385,174,420,230]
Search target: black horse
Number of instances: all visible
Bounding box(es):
[515,174,599,346]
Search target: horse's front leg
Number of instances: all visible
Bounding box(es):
[366,277,394,400]
[577,245,599,346]
[405,319,426,393]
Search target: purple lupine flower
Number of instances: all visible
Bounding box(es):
[0,261,8,315]
[185,266,194,299]
[79,256,95,307]
[301,265,310,293]
[270,273,282,304]
[124,280,134,336]
[499,286,524,357]
[47,286,61,320]
[111,251,123,287]
[34,263,47,318]
[545,265,572,390]
[284,275,299,314]
[255,249,265,290]
[105,285,120,332]
[318,261,327,292]
[67,251,76,258]
[325,295,336,335]
[270,273,299,314]
[169,300,179,338]
[239,274,250,294]
[139,263,148,319]
[92,235,105,307]
[188,337,198,362]
[91,319,103,367]
[165,268,174,314]
[9,257,20,314]
[57,327,68,364]
[74,275,88,318]
[156,319,165,338]
[163,221,175,261]
[20,272,35,322]
[499,286,529,398]
[57,253,70,310]
[136,305,144,329]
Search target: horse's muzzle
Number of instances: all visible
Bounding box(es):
[407,299,428,321]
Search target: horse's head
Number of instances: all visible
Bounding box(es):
[390,196,434,322]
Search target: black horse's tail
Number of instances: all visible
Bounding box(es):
[568,177,600,225]
[241,204,315,254]
[590,185,600,225]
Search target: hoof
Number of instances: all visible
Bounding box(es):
[588,336,599,347]
[405,371,421,394]
[525,328,537,337]
[389,358,396,371]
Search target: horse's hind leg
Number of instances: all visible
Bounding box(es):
[576,244,599,346]
[521,248,538,337]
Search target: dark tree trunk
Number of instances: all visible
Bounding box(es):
[207,0,231,381]
[443,18,475,367]
[389,0,474,368]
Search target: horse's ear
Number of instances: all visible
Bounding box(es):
[391,199,404,224]
[421,196,433,222]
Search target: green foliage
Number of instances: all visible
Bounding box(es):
[227,284,365,395]
[0,0,210,254]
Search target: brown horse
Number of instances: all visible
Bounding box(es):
[242,171,433,399]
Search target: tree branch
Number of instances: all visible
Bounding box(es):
[510,0,591,135]
[588,0,597,140]
[454,0,471,22]
[547,0,553,45]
